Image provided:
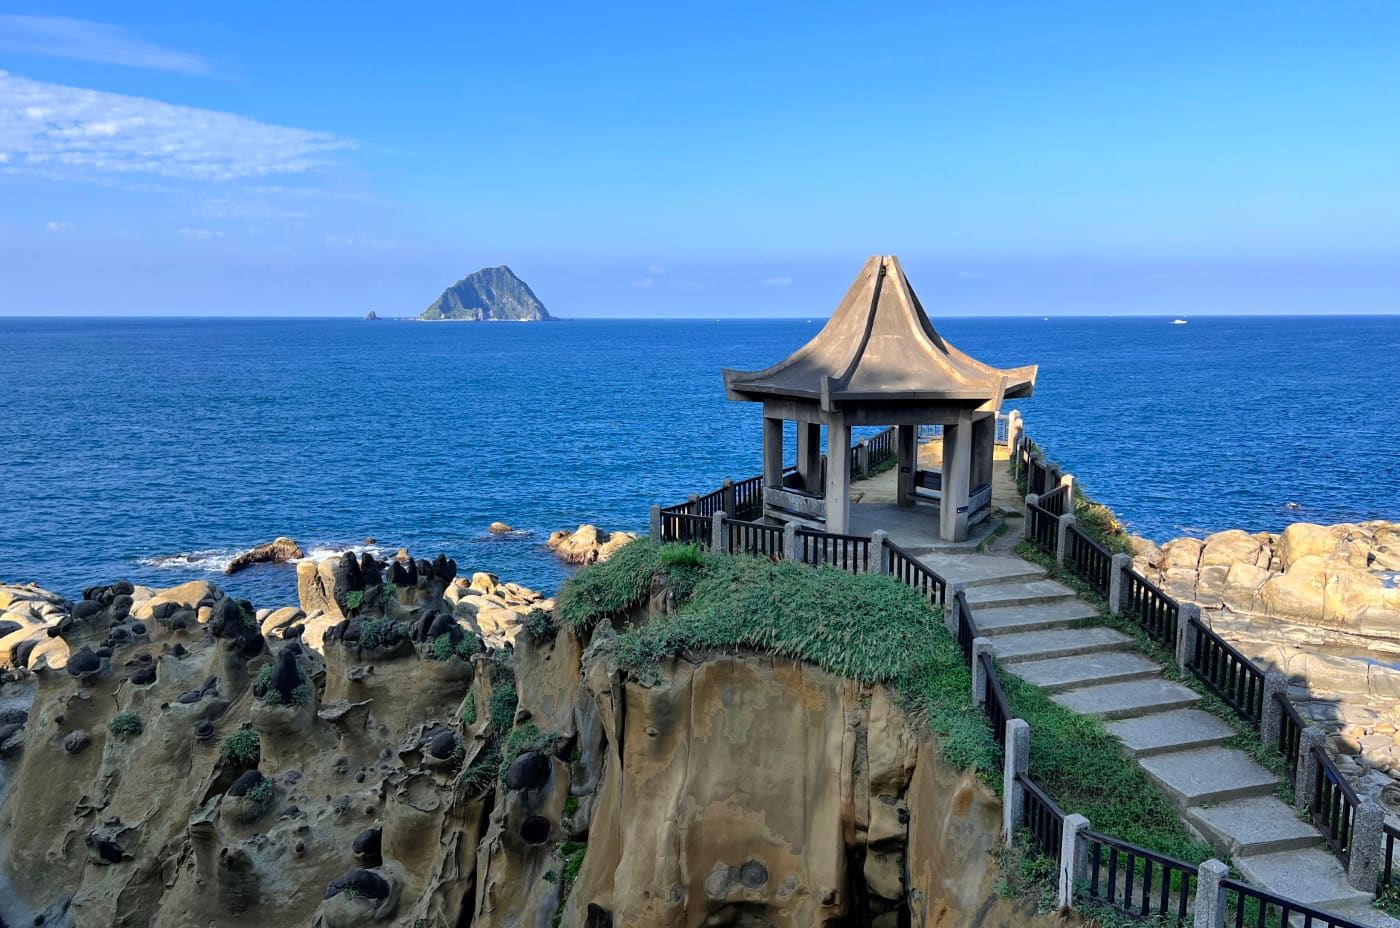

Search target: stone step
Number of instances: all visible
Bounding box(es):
[1138,746,1278,806]
[972,600,1102,637]
[1234,846,1374,912]
[1186,796,1324,856]
[1051,678,1199,720]
[964,579,1081,610]
[988,627,1135,664]
[916,553,1047,589]
[1008,651,1161,692]
[1310,897,1400,928]
[1106,709,1238,757]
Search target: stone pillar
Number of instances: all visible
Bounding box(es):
[782,522,799,563]
[971,414,995,494]
[1260,672,1287,752]
[972,637,993,706]
[870,529,889,575]
[857,439,870,477]
[1023,493,1039,540]
[1007,410,1023,464]
[1192,859,1229,928]
[940,415,973,542]
[649,504,662,541]
[896,424,917,507]
[1348,798,1386,891]
[1108,553,1131,615]
[1056,513,1076,567]
[1296,727,1326,813]
[944,583,965,636]
[762,416,784,505]
[796,422,822,493]
[1057,814,1090,909]
[1060,473,1076,507]
[721,479,736,517]
[1002,719,1030,842]
[825,414,852,535]
[711,511,727,553]
[1175,603,1201,675]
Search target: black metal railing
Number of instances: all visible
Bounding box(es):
[1028,456,1048,495]
[659,510,711,545]
[1311,746,1359,866]
[691,487,727,518]
[953,589,976,661]
[725,518,783,559]
[797,529,871,573]
[1275,694,1305,786]
[886,541,947,606]
[1082,831,1197,924]
[1039,482,1070,517]
[733,475,763,520]
[868,427,894,467]
[1382,823,1400,891]
[1189,619,1265,727]
[1028,500,1059,554]
[1065,525,1113,598]
[1124,568,1180,648]
[1220,876,1369,928]
[982,650,1011,755]
[1020,773,1064,860]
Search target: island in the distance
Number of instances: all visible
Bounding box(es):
[419,264,553,321]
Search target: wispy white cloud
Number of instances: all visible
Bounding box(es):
[0,71,351,183]
[0,16,209,74]
[632,276,655,288]
[647,264,666,276]
[177,227,222,240]
[762,276,793,287]
[44,220,73,232]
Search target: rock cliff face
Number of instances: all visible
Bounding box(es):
[1134,520,1400,803]
[0,565,1056,927]
[420,266,552,321]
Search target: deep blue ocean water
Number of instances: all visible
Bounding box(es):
[1,316,1397,607]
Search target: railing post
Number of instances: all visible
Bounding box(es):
[1023,494,1039,540]
[1296,727,1326,813]
[721,479,736,517]
[857,439,870,476]
[1057,814,1089,909]
[1192,858,1229,928]
[945,583,965,636]
[972,638,993,706]
[1060,472,1076,506]
[1002,718,1030,843]
[870,529,889,575]
[1055,514,1075,567]
[1348,798,1386,891]
[649,504,662,541]
[1260,672,1287,752]
[1108,553,1131,615]
[687,492,699,513]
[782,522,798,563]
[1175,603,1201,676]
[1007,411,1023,465]
[711,511,727,554]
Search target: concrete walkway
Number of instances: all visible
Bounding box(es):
[920,531,1395,926]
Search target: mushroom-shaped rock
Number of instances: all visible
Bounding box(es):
[65,646,107,680]
[267,648,302,705]
[351,827,382,864]
[227,769,266,798]
[426,728,458,761]
[129,664,156,686]
[324,867,391,902]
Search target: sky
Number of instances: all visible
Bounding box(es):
[2,2,1399,317]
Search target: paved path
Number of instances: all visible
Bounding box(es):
[921,532,1395,926]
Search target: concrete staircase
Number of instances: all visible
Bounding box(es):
[920,547,1393,926]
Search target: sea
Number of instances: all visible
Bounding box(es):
[1,315,1397,608]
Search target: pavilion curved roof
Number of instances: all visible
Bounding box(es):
[723,255,1036,409]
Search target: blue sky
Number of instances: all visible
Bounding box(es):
[3,2,1399,316]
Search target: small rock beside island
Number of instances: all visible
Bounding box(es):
[225,537,305,575]
[546,524,637,564]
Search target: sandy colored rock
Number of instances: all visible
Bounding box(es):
[1159,537,1203,571]
[225,536,304,574]
[546,524,638,565]
[488,522,513,534]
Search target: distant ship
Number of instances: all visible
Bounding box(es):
[1172,318,1188,325]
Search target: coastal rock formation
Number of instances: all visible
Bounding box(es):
[420,265,552,322]
[546,525,637,565]
[0,565,1047,927]
[226,537,305,574]
[1134,520,1400,796]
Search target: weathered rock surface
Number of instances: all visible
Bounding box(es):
[546,525,637,565]
[225,537,305,574]
[0,566,1046,927]
[1134,520,1400,798]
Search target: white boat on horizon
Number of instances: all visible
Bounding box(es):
[1172,318,1188,325]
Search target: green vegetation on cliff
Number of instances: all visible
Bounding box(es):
[420,265,552,321]
[559,539,1208,865]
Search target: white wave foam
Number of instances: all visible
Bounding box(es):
[139,549,237,572]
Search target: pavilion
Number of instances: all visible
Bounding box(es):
[722,255,1037,542]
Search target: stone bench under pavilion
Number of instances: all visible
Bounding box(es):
[722,255,1036,543]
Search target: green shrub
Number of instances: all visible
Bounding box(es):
[458,746,501,794]
[109,712,142,737]
[460,697,477,726]
[659,543,701,569]
[488,679,518,737]
[345,590,364,612]
[238,603,256,629]
[220,729,261,766]
[555,540,668,630]
[382,581,397,599]
[246,778,274,805]
[524,608,556,642]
